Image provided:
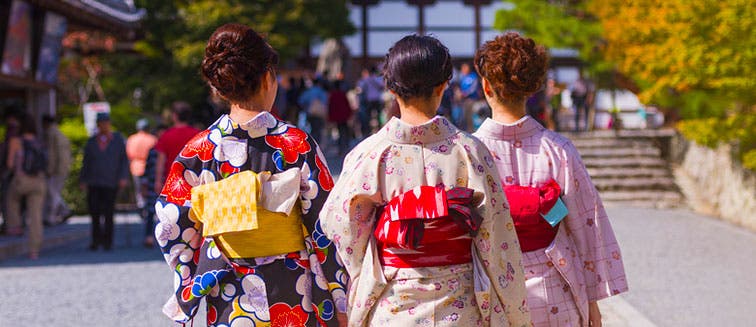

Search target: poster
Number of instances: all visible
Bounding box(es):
[35,12,68,84]
[83,102,111,136]
[1,0,33,78]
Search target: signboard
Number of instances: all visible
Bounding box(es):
[83,102,110,136]
[1,0,33,78]
[35,12,68,84]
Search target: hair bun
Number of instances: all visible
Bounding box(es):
[474,32,548,102]
[200,23,278,103]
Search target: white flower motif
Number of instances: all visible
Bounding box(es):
[222,283,236,302]
[238,274,270,319]
[155,202,180,247]
[212,135,247,168]
[184,169,216,187]
[216,115,234,135]
[239,112,277,138]
[309,254,329,291]
[181,227,198,244]
[170,243,195,264]
[178,264,192,286]
[207,243,222,260]
[230,317,255,327]
[296,272,313,312]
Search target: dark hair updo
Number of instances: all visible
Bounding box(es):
[474,32,548,103]
[383,35,453,100]
[201,23,279,103]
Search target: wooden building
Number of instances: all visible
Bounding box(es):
[0,0,144,120]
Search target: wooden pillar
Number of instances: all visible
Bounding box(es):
[408,0,436,35]
[352,0,379,68]
[361,3,369,66]
[464,0,492,48]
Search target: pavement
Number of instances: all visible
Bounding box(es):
[1,206,754,326]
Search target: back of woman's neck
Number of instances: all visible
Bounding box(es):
[229,104,265,123]
[490,100,527,124]
[398,100,436,126]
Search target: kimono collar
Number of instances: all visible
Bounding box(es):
[218,111,280,138]
[475,115,544,141]
[383,116,459,145]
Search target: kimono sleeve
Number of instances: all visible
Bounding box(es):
[154,155,205,323]
[299,139,349,313]
[465,140,531,327]
[559,141,628,301]
[319,147,383,279]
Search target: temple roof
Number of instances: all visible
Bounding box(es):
[27,0,145,37]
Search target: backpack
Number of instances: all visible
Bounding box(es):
[308,97,327,118]
[21,138,48,175]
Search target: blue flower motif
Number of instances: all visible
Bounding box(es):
[191,270,229,297]
[313,220,332,249]
[272,150,285,171]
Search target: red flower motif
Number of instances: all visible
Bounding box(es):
[180,130,214,161]
[207,305,217,325]
[269,302,308,327]
[265,127,311,164]
[315,155,334,191]
[162,162,192,205]
[220,161,240,178]
[181,286,193,302]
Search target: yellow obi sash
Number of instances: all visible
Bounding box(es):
[190,169,307,258]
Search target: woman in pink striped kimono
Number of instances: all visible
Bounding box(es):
[320,35,531,327]
[472,32,629,327]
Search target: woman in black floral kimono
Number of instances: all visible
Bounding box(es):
[155,23,348,326]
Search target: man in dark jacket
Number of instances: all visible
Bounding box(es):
[80,112,129,251]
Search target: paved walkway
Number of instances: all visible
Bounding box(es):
[1,207,754,326]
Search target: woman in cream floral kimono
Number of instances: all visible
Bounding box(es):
[155,23,347,326]
[320,35,531,327]
[472,33,628,327]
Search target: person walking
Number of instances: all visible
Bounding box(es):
[320,35,531,327]
[328,80,352,154]
[80,112,129,251]
[298,77,329,144]
[126,118,157,209]
[473,32,628,327]
[154,102,200,194]
[42,114,72,225]
[5,114,48,259]
[457,62,481,132]
[571,73,591,132]
[155,23,347,326]
[356,67,384,138]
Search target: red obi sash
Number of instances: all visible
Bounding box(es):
[374,186,481,268]
[503,179,561,252]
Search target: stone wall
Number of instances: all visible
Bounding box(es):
[673,135,756,230]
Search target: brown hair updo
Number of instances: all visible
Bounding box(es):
[474,32,548,103]
[201,23,279,103]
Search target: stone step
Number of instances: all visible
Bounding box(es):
[588,167,671,179]
[582,157,667,168]
[570,138,653,149]
[599,190,684,202]
[593,177,678,191]
[578,147,661,158]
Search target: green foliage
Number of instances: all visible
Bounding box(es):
[593,0,756,113]
[677,111,756,171]
[494,0,612,84]
[59,118,88,214]
[88,0,355,118]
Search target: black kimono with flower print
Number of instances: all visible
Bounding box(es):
[155,112,347,326]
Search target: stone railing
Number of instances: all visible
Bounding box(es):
[672,135,756,230]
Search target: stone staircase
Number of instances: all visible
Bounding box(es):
[565,130,684,208]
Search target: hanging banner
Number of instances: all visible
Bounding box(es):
[83,102,110,136]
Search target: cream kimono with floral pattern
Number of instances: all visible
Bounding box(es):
[321,116,531,326]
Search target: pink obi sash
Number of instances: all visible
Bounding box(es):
[373,186,482,268]
[503,179,562,252]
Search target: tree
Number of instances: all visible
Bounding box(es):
[591,0,755,117]
[493,0,611,79]
[61,0,355,124]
